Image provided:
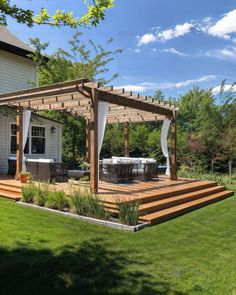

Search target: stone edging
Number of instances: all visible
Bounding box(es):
[17,201,149,232]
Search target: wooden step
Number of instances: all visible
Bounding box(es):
[140,190,234,225]
[138,185,226,215]
[137,181,218,204]
[104,185,226,214]
[0,181,22,189]
[0,189,22,200]
[103,180,218,206]
[0,184,22,194]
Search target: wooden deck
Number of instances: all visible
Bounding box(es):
[0,175,233,225]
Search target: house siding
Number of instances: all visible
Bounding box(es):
[0,107,63,174]
[0,49,37,93]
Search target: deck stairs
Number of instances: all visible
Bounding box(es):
[104,180,234,225]
[0,181,22,201]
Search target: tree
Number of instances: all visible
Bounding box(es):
[0,0,114,28]
[178,86,222,171]
[153,89,165,101]
[29,32,122,85]
[217,80,236,176]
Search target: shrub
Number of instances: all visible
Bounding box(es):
[117,199,140,226]
[46,190,69,211]
[34,184,49,207]
[70,188,108,219]
[178,168,226,186]
[22,183,36,203]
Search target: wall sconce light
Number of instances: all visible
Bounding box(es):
[51,126,56,133]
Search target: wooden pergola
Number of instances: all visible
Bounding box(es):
[0,79,178,193]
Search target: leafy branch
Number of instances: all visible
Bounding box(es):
[0,0,114,28]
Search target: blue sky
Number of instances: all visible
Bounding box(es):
[7,0,236,97]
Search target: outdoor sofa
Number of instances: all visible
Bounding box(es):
[100,162,134,183]
[100,157,159,183]
[8,157,68,182]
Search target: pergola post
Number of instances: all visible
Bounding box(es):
[89,89,99,193]
[124,122,129,157]
[16,107,23,179]
[170,111,177,180]
[85,120,90,163]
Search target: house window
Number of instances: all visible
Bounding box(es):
[10,124,30,154]
[10,124,17,154]
[31,126,45,154]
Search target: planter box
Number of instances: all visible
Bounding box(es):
[17,201,149,232]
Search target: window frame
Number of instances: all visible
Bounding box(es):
[9,123,46,155]
[31,125,46,155]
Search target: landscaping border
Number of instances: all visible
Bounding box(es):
[17,201,150,232]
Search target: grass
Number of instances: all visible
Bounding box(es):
[0,193,236,294]
[178,169,236,187]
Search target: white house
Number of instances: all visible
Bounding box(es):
[0,27,63,174]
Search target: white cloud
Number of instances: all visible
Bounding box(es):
[211,84,236,95]
[162,48,189,56]
[116,75,216,92]
[122,75,135,80]
[128,48,142,54]
[174,75,215,88]
[136,9,236,47]
[207,10,236,39]
[205,46,236,60]
[157,23,193,41]
[137,22,193,45]
[137,33,156,45]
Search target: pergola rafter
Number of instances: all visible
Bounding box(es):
[0,79,178,193]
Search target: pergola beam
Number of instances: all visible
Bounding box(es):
[16,107,23,178]
[89,88,99,193]
[0,78,90,99]
[95,89,172,117]
[86,120,91,163]
[17,93,88,108]
[170,111,177,180]
[124,122,129,157]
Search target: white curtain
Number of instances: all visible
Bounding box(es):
[98,101,108,156]
[22,110,31,172]
[161,118,171,176]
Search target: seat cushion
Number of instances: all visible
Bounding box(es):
[103,158,113,164]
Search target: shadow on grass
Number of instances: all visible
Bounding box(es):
[0,238,186,295]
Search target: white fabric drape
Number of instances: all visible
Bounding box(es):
[98,101,108,156]
[22,110,31,172]
[161,118,171,175]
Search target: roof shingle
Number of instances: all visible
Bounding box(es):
[0,27,34,57]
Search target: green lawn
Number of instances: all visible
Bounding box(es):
[0,194,236,295]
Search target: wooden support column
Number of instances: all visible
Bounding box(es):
[85,120,91,163]
[124,122,129,157]
[89,89,99,193]
[16,107,23,179]
[170,111,177,180]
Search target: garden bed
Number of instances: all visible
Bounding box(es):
[17,201,149,232]
[20,182,147,231]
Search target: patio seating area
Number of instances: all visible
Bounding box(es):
[100,156,159,183]
[8,158,68,182]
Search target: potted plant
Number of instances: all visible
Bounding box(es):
[19,172,31,183]
[80,161,90,171]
